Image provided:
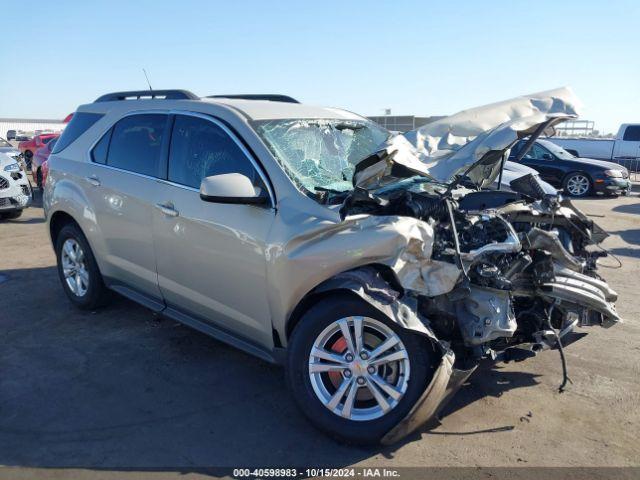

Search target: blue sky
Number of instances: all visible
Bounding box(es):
[1,0,638,134]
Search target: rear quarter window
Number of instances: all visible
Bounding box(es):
[51,112,104,154]
[91,129,112,164]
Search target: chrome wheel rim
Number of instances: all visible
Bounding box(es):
[61,238,89,297]
[566,175,589,196]
[308,316,410,422]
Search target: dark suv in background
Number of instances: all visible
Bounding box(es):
[509,138,630,197]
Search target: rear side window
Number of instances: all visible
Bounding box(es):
[107,114,167,177]
[42,136,56,145]
[168,115,261,189]
[51,112,104,154]
[622,126,640,141]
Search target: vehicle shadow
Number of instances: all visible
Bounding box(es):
[0,265,540,473]
[612,201,640,215]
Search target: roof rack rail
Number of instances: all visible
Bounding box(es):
[208,94,299,104]
[94,89,199,103]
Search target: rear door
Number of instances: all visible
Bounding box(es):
[152,113,276,348]
[86,113,169,302]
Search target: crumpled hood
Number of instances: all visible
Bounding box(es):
[354,87,581,189]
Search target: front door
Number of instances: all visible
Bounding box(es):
[517,143,565,185]
[152,113,276,348]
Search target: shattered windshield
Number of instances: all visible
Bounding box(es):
[254,118,390,193]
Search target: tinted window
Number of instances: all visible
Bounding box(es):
[623,126,640,141]
[107,114,167,176]
[520,143,549,160]
[51,112,104,154]
[91,128,111,164]
[42,136,56,145]
[168,115,260,189]
[47,138,58,152]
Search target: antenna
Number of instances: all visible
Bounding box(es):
[142,68,153,91]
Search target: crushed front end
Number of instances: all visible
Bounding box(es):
[333,88,621,442]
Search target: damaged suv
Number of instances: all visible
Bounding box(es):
[44,88,620,445]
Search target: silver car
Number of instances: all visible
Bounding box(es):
[45,88,619,445]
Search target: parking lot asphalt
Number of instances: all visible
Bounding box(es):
[0,191,639,477]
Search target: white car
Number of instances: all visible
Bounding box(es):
[0,152,32,219]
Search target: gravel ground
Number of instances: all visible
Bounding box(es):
[0,190,638,478]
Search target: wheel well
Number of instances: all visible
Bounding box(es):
[284,264,403,341]
[49,211,80,245]
[285,289,360,341]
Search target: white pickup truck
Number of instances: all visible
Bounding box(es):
[546,124,640,172]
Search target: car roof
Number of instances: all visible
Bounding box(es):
[200,98,364,121]
[81,91,367,122]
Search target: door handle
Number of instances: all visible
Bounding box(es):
[155,202,179,217]
[85,175,101,187]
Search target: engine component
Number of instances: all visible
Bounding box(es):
[455,286,517,346]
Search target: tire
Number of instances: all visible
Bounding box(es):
[55,223,110,310]
[286,293,435,445]
[563,172,591,197]
[1,210,23,220]
[35,168,42,189]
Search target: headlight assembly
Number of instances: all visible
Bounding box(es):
[604,169,623,178]
[3,162,20,172]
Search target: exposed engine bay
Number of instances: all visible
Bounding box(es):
[338,170,620,382]
[318,89,622,399]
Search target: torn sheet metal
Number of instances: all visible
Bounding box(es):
[402,87,581,186]
[279,213,462,317]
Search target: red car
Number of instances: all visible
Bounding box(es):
[18,134,59,169]
[32,137,58,188]
[41,158,50,188]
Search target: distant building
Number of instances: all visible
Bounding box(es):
[0,118,66,139]
[367,115,445,132]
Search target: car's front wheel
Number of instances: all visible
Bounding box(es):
[55,223,110,310]
[287,294,435,445]
[563,172,591,197]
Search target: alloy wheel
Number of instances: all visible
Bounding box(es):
[566,174,590,196]
[61,238,89,297]
[308,316,410,421]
